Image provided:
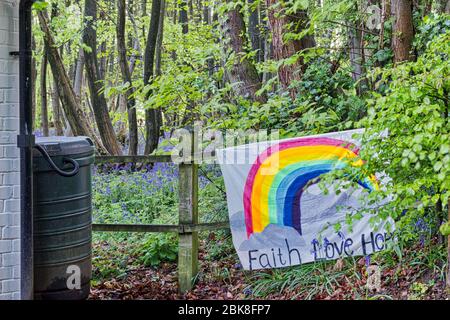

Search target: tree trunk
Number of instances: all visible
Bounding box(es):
[179,0,189,34]
[99,42,107,81]
[223,1,266,103]
[37,10,107,153]
[155,0,166,76]
[83,0,123,155]
[378,0,390,51]
[349,28,364,87]
[440,0,450,13]
[49,79,64,136]
[262,1,272,83]
[391,0,415,63]
[203,1,210,24]
[266,0,315,97]
[259,2,268,64]
[248,0,263,62]
[31,36,37,131]
[40,48,49,136]
[144,0,162,155]
[98,8,108,81]
[348,5,368,95]
[73,48,85,103]
[188,0,194,21]
[203,4,215,78]
[171,0,178,61]
[127,9,142,75]
[142,0,147,16]
[117,0,139,156]
[50,2,65,137]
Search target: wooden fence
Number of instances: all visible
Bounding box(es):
[92,154,230,293]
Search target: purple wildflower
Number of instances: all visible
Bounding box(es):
[243,287,252,296]
[234,263,242,270]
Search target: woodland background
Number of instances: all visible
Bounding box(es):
[29,0,450,300]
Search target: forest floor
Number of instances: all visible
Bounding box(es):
[89,151,450,300]
[89,238,449,300]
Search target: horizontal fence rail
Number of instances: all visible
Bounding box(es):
[92,153,229,293]
[95,155,173,164]
[92,221,230,233]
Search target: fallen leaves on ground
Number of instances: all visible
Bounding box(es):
[90,241,449,300]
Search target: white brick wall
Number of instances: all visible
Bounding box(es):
[0,0,20,300]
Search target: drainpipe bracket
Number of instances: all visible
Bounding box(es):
[17,134,35,148]
[10,50,32,57]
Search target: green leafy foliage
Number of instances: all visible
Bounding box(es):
[32,0,450,298]
[92,164,179,225]
[440,222,450,236]
[135,233,178,267]
[414,14,450,54]
[358,30,450,232]
[92,162,228,271]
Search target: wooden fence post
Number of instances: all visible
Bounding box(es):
[178,132,199,293]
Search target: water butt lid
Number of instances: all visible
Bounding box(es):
[33,136,95,157]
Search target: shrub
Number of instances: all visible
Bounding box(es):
[134,233,179,267]
[358,30,450,234]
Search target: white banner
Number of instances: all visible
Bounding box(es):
[217,129,393,270]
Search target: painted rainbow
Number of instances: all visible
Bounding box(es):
[243,137,379,238]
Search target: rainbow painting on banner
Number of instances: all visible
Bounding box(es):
[217,130,392,271]
[243,137,379,238]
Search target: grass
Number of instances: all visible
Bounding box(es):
[91,162,229,283]
[247,258,360,299]
[245,235,448,300]
[90,162,448,300]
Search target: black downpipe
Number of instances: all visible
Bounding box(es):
[18,0,35,300]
